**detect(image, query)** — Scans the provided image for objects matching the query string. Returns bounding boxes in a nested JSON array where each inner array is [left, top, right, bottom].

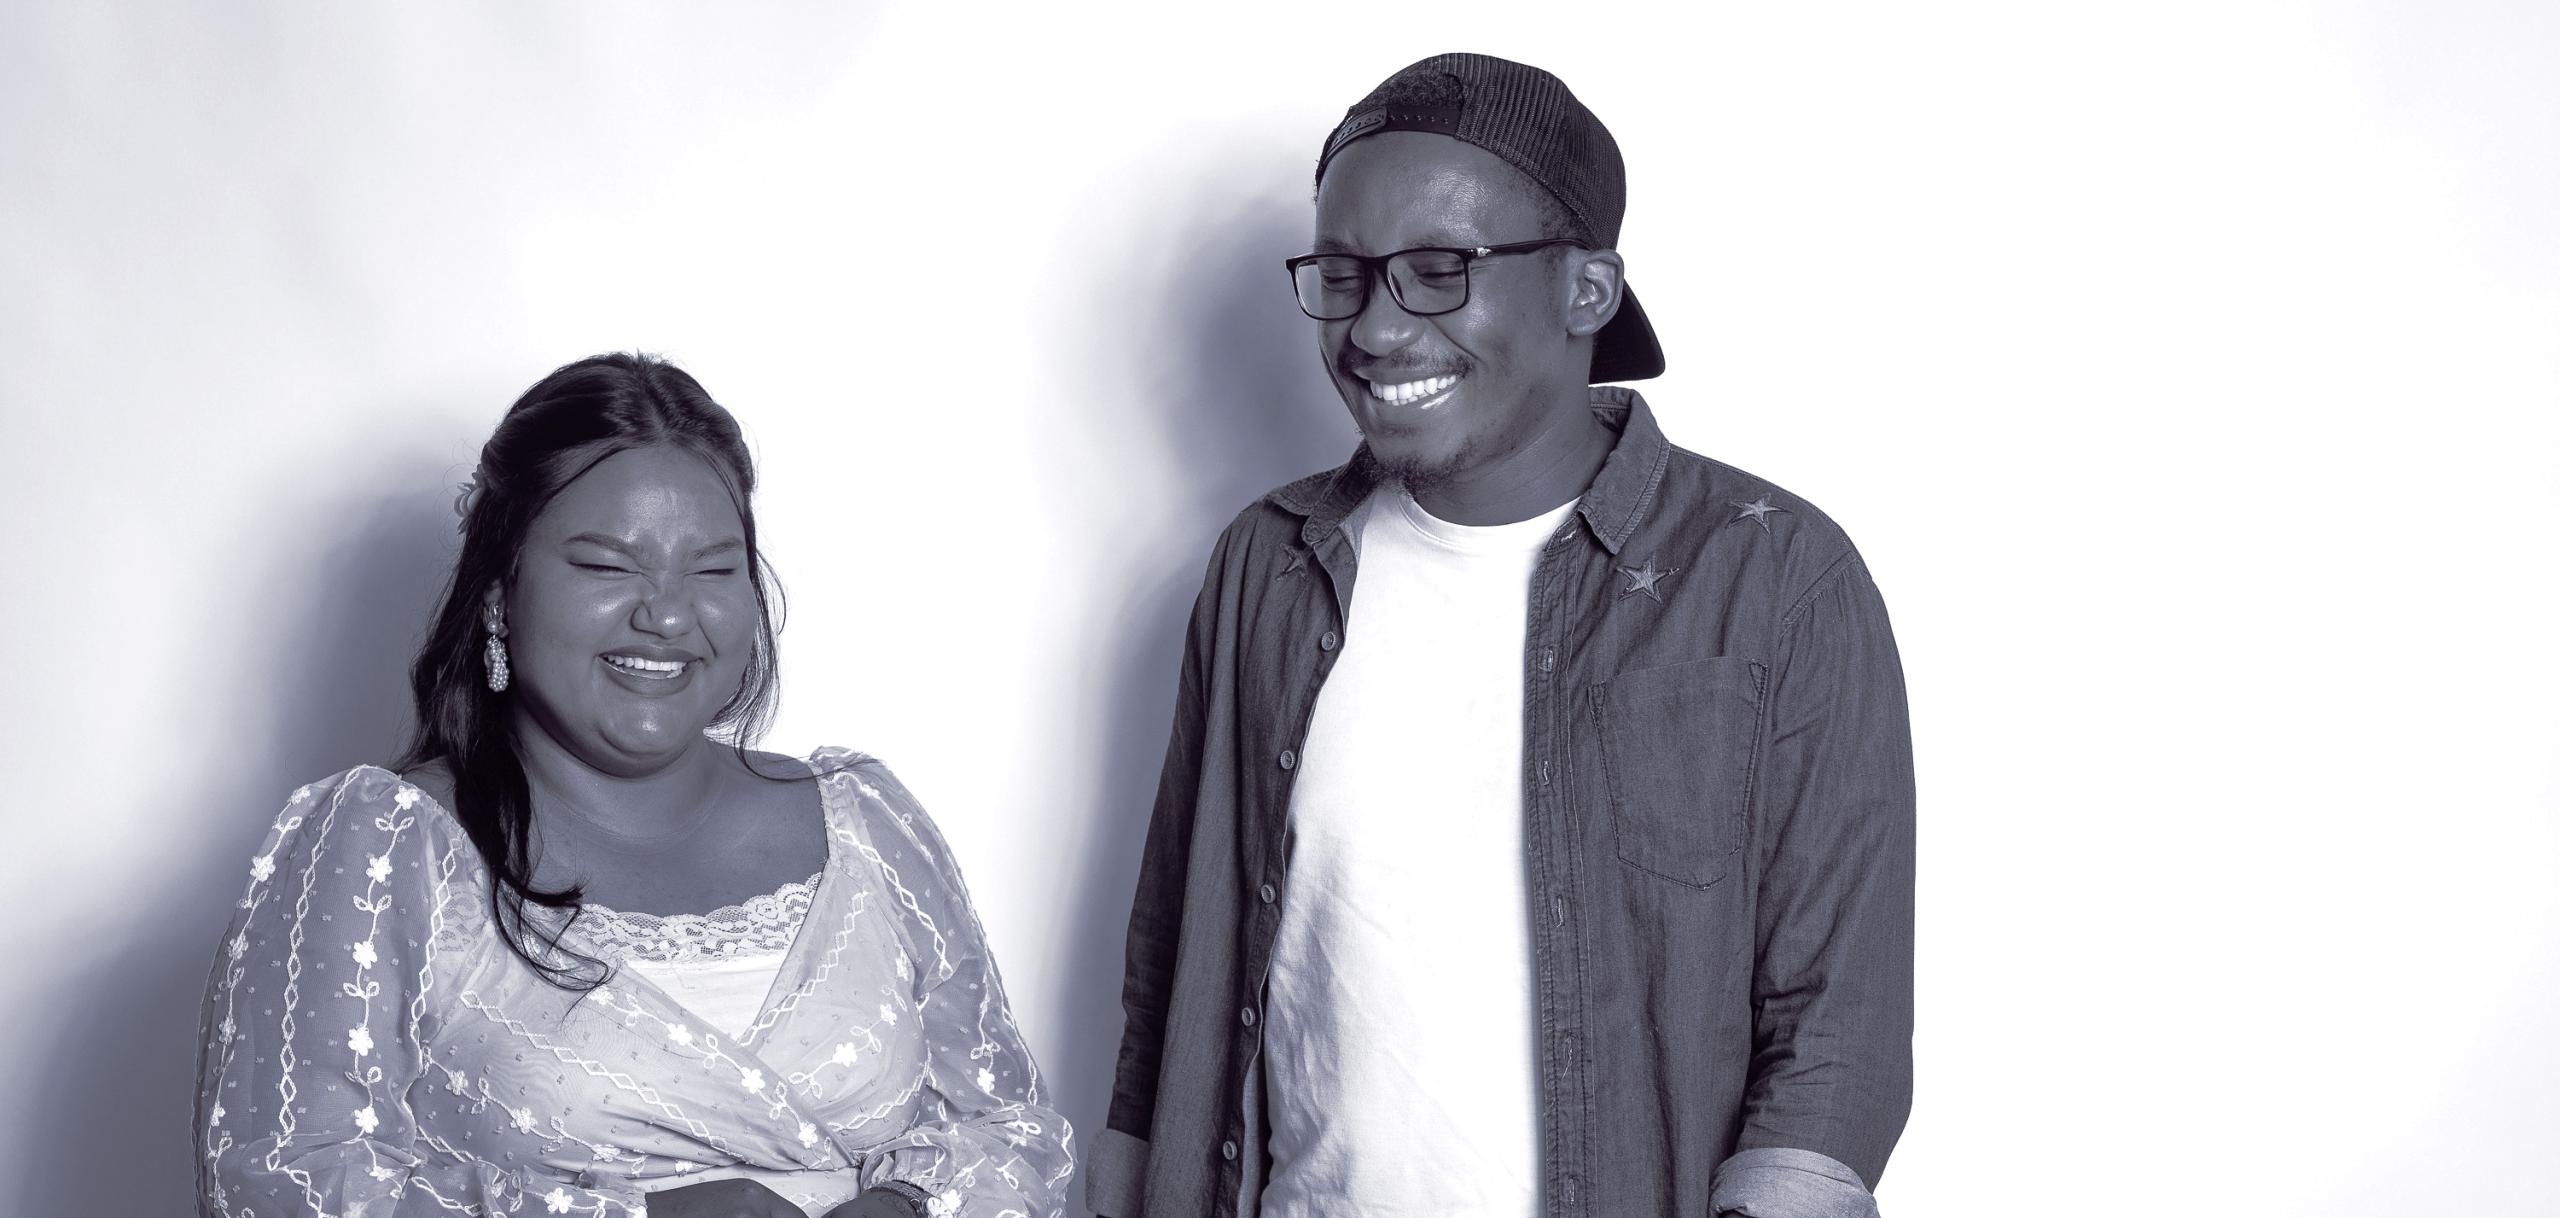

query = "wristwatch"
[[867, 1180, 933, 1218]]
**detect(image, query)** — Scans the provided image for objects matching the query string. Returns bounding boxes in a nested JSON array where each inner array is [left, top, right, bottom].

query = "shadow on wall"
[[17, 456, 456, 1217], [1044, 189, 1353, 1212], [34, 203, 1347, 1213]]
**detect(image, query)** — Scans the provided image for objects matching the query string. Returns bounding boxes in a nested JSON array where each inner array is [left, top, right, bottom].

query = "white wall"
[[3, 3, 2553, 1214]]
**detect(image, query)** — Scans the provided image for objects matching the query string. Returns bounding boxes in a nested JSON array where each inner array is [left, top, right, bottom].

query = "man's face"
[[1311, 131, 1583, 488]]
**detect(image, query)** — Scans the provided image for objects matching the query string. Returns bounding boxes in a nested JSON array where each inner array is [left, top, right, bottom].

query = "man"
[[1093, 53, 1914, 1218]]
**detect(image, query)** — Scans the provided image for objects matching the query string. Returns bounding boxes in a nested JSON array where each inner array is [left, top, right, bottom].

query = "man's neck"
[[1410, 390, 1615, 526]]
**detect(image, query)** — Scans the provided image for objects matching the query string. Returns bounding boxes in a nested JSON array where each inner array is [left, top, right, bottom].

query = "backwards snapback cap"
[[1316, 53, 1665, 383]]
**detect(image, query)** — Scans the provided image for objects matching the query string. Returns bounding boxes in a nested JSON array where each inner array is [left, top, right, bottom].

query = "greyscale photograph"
[[1, 4, 2552, 1217]]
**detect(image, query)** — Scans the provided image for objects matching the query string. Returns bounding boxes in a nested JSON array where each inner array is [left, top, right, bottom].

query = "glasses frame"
[[1283, 237, 1588, 321]]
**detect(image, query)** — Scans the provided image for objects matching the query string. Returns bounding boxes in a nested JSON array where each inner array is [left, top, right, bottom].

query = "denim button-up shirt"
[[1093, 389, 1915, 1217]]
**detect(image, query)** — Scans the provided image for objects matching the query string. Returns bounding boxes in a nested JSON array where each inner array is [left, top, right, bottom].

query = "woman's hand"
[[646, 1178, 806, 1218]]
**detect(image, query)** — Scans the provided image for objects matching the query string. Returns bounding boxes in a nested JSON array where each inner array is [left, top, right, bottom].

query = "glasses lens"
[[1385, 250, 1470, 315], [1293, 257, 1369, 320]]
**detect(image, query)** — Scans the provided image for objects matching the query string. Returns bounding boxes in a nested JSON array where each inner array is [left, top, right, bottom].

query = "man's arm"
[[1091, 527, 1235, 1218], [1715, 551, 1916, 1217]]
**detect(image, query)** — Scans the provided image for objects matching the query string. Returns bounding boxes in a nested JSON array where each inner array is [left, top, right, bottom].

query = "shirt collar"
[[1272, 386, 1671, 557]]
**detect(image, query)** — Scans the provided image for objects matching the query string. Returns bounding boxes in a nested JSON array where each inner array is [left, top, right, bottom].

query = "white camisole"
[[580, 872, 821, 1040]]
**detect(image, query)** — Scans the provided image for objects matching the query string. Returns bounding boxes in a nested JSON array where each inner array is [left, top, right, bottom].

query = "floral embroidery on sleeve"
[[194, 769, 647, 1217], [843, 761, 1076, 1216]]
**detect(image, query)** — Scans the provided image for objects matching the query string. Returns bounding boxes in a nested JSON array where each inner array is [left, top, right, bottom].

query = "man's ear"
[[1563, 248, 1626, 339]]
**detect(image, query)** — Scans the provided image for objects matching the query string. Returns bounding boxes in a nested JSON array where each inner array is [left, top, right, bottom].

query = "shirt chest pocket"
[[1591, 657, 1767, 889]]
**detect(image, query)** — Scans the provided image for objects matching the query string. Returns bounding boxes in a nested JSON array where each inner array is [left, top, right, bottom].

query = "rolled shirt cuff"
[[1086, 1126, 1150, 1218], [1709, 1146, 1880, 1218]]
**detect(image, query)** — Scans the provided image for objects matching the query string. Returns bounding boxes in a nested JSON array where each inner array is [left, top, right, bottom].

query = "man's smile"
[[1363, 373, 1462, 407]]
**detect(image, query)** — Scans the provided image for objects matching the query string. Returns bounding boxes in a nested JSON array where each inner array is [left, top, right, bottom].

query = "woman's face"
[[500, 444, 757, 776]]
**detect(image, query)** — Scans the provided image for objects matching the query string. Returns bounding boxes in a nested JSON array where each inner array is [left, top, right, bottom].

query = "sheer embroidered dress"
[[193, 749, 1072, 1218]]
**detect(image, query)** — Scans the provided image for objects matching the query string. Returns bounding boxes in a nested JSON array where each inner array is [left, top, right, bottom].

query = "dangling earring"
[[482, 604, 510, 693]]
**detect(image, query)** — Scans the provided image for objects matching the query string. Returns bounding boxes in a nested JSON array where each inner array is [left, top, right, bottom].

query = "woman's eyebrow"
[[558, 534, 742, 560], [561, 532, 637, 554]]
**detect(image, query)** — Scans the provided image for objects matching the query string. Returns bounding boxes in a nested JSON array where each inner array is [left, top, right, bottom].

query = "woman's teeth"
[[1366, 374, 1460, 405], [603, 655, 686, 679]]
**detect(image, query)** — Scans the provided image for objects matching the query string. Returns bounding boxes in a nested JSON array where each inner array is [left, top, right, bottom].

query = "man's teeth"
[[603, 655, 686, 678], [1366, 374, 1460, 404]]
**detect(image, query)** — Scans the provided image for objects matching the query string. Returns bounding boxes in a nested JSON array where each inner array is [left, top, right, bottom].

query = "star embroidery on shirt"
[[1729, 494, 1788, 531], [1274, 548, 1308, 580], [1618, 558, 1680, 602]]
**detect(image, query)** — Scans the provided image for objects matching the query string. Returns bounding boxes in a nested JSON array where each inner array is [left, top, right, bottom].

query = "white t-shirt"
[[1259, 488, 1579, 1218]]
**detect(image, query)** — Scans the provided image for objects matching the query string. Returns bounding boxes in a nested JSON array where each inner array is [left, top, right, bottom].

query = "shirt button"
[[1278, 749, 1297, 770], [1259, 883, 1276, 904], [1222, 1140, 1238, 1161], [1239, 1006, 1257, 1027], [1319, 630, 1339, 652]]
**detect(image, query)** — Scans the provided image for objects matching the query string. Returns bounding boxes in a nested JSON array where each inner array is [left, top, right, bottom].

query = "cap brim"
[[1591, 282, 1666, 382]]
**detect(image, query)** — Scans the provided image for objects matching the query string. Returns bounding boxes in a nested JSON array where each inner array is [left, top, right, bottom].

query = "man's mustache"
[[1334, 354, 1472, 382]]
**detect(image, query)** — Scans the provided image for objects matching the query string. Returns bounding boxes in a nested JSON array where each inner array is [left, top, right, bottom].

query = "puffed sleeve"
[[848, 762, 1075, 1218], [193, 769, 638, 1217]]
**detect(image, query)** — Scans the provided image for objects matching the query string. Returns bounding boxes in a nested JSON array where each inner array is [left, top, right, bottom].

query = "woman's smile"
[[599, 651, 696, 693]]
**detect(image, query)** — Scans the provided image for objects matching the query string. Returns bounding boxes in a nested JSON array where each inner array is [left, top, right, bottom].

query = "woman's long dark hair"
[[398, 353, 785, 989]]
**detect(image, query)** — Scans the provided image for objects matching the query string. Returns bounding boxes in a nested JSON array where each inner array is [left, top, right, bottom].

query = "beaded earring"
[[482, 603, 510, 693]]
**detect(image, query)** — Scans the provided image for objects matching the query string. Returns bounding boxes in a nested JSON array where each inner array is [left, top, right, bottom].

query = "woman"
[[193, 355, 1070, 1218]]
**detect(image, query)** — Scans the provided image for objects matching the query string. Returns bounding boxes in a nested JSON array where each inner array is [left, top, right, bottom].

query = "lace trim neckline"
[[579, 871, 823, 964]]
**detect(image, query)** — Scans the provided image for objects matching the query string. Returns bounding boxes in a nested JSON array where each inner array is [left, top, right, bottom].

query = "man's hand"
[[646, 1178, 806, 1218]]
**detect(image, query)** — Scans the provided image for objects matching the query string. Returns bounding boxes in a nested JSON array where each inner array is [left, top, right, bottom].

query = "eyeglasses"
[[1284, 238, 1586, 321]]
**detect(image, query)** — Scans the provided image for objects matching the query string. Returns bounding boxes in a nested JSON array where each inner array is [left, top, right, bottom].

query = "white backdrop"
[[4, 3, 2555, 1215]]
